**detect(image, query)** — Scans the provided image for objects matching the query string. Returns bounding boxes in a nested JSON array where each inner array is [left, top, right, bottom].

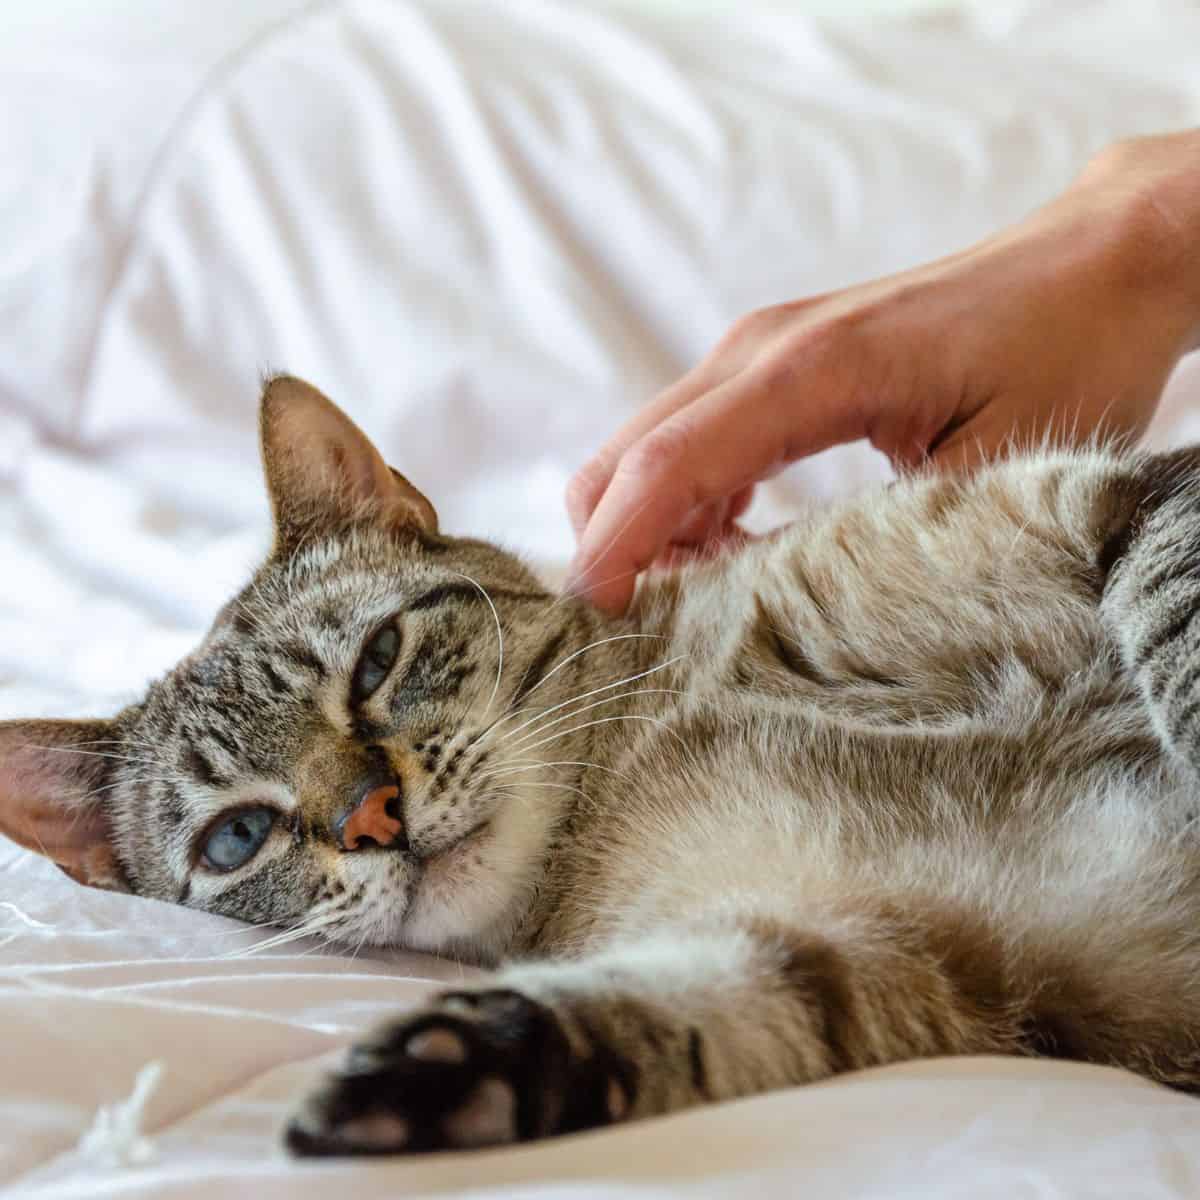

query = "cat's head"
[[0, 377, 610, 959]]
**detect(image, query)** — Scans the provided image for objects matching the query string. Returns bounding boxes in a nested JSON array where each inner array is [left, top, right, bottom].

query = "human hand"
[[565, 131, 1200, 616]]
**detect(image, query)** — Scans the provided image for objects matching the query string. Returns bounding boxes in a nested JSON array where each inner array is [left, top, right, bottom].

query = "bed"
[[3, 0, 1200, 1194]]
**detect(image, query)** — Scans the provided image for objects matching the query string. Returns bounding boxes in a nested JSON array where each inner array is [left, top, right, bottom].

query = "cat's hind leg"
[[1101, 447, 1200, 771]]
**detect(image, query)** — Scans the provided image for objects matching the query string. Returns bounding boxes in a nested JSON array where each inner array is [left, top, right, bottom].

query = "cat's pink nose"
[[338, 782, 405, 851]]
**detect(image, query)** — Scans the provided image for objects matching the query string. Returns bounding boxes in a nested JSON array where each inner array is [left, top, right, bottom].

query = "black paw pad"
[[285, 989, 631, 1156]]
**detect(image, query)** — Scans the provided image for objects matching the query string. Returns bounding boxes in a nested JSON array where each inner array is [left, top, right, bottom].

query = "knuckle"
[[722, 306, 779, 347], [566, 460, 609, 514], [760, 312, 867, 385], [621, 423, 694, 481], [758, 354, 803, 395], [1085, 135, 1149, 180], [785, 312, 858, 355]]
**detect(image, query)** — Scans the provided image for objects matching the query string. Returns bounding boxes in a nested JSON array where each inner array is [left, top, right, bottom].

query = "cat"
[[4, 374, 1200, 1157]]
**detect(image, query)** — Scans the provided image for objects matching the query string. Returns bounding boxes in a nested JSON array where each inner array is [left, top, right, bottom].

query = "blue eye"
[[352, 623, 401, 703], [202, 808, 275, 872]]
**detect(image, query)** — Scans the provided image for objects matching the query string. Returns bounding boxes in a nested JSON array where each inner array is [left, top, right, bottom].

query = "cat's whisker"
[[292, 930, 343, 961], [466, 635, 672, 750], [77, 775, 179, 804], [514, 713, 690, 758], [66, 737, 164, 755], [22, 820, 54, 863], [500, 688, 686, 754], [538, 557, 656, 616], [537, 497, 655, 615], [468, 701, 557, 746], [150, 919, 286, 943], [487, 665, 686, 749], [475, 758, 636, 785], [480, 656, 687, 751], [347, 921, 374, 964], [83, 767, 178, 788], [493, 660, 686, 744], [447, 570, 504, 721], [491, 780, 592, 803], [492, 780, 606, 819], [113, 918, 298, 948], [224, 911, 344, 959], [20, 744, 162, 769], [522, 632, 669, 701], [225, 930, 312, 959], [494, 777, 592, 796]]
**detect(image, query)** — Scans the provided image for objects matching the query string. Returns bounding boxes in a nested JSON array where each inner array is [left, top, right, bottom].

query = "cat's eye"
[[351, 622, 401, 703], [201, 807, 275, 872]]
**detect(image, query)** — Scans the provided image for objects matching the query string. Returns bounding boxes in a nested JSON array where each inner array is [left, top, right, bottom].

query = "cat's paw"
[[285, 989, 635, 1156]]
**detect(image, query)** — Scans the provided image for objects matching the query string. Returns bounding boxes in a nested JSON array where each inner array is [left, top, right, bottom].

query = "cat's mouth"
[[419, 820, 491, 869]]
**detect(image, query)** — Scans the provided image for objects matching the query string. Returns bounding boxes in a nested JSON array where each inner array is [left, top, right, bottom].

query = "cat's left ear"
[[0, 719, 128, 890], [259, 375, 438, 553]]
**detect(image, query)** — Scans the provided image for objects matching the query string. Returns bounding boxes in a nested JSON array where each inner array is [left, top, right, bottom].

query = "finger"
[[927, 431, 989, 476], [671, 498, 733, 547], [566, 365, 722, 538], [670, 487, 755, 546], [927, 407, 1041, 476], [727, 484, 756, 521], [565, 362, 869, 614]]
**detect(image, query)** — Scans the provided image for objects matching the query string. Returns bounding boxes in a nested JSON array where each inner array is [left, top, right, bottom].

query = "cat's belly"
[[548, 693, 1192, 957], [644, 458, 1128, 733]]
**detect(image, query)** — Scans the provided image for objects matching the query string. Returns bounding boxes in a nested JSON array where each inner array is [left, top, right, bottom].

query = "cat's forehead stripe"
[[277, 640, 329, 680], [260, 660, 295, 697], [183, 744, 228, 789], [207, 725, 240, 758]]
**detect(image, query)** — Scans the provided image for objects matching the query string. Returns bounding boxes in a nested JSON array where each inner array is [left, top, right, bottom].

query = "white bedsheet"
[[3, 0, 1200, 1194]]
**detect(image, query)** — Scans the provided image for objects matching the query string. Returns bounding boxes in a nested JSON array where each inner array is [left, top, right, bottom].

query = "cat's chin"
[[420, 819, 492, 882], [397, 785, 556, 959]]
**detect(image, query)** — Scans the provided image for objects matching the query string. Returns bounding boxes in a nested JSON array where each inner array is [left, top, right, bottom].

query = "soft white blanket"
[[3, 0, 1200, 1194]]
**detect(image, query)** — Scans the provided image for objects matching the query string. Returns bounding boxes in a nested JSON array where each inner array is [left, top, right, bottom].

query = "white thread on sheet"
[[77, 1061, 165, 1167], [0, 901, 54, 929]]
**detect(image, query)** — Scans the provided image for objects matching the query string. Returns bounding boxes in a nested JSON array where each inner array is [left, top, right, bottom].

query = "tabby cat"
[[4, 376, 1200, 1156]]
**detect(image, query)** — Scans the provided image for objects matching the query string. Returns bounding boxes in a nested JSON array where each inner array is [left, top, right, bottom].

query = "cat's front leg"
[[285, 917, 1012, 1156], [285, 930, 774, 1157]]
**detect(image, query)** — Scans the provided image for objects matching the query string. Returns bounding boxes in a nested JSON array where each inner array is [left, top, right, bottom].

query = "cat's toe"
[[284, 996, 546, 1156], [285, 989, 628, 1157], [285, 1105, 412, 1157], [441, 1075, 518, 1147], [405, 1025, 470, 1064]]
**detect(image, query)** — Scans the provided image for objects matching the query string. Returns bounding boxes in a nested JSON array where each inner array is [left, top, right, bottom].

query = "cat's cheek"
[[402, 831, 500, 952], [403, 786, 559, 953]]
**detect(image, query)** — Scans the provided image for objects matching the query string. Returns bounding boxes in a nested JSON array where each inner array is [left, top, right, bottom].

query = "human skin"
[[565, 131, 1200, 616]]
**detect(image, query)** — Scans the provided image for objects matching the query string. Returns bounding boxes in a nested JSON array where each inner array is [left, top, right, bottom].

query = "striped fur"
[[5, 380, 1200, 1157]]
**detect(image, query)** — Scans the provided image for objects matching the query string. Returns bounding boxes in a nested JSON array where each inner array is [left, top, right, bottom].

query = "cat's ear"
[[0, 719, 127, 890], [259, 375, 438, 553]]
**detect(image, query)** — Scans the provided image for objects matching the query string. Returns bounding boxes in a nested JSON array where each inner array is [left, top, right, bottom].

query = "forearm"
[[566, 128, 1200, 614], [1073, 130, 1200, 355]]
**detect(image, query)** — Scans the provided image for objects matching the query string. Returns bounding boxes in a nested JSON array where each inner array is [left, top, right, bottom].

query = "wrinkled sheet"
[[2, 0, 1200, 1194]]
